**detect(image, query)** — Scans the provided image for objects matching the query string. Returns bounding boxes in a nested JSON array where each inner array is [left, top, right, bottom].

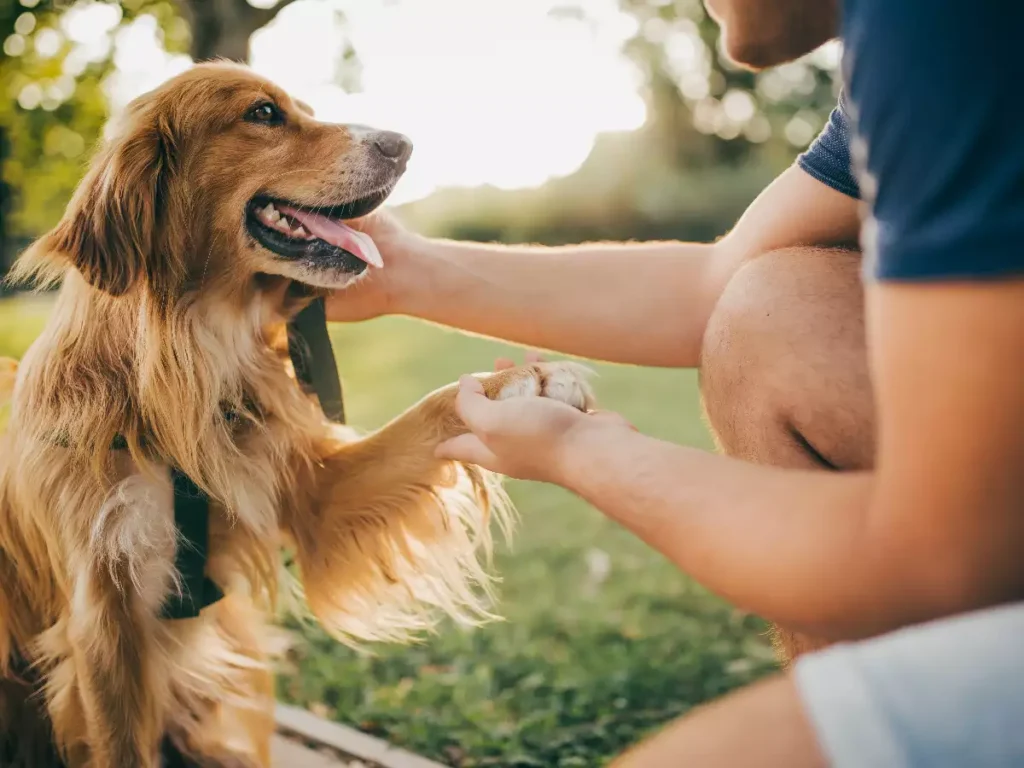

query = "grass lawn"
[[0, 296, 775, 767]]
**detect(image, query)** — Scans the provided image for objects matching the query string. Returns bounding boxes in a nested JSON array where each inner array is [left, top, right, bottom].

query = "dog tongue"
[[275, 204, 383, 268]]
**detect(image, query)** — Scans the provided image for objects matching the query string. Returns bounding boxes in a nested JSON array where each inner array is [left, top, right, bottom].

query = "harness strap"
[[160, 470, 223, 619], [161, 297, 343, 620], [289, 297, 345, 423]]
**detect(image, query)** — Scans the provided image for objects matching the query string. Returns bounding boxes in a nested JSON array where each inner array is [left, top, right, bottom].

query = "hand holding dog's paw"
[[436, 361, 631, 483]]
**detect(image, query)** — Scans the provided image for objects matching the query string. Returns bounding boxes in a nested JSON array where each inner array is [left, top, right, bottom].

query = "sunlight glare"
[[93, 0, 645, 204]]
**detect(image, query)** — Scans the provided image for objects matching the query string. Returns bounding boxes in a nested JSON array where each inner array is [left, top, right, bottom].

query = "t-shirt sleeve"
[[845, 0, 1024, 281], [797, 91, 860, 200]]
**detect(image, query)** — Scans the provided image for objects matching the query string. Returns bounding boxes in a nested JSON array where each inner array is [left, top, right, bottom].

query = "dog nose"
[[372, 131, 413, 165]]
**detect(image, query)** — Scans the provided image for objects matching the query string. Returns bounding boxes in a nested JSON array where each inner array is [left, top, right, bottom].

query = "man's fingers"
[[454, 375, 498, 432], [496, 352, 543, 370], [435, 434, 499, 468], [348, 208, 389, 234]]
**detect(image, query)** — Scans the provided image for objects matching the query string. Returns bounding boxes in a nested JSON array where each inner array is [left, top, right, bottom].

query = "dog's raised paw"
[[492, 361, 595, 412]]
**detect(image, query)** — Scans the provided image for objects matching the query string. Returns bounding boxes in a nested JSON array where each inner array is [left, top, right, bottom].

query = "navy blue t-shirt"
[[797, 91, 860, 202], [799, 0, 1024, 281]]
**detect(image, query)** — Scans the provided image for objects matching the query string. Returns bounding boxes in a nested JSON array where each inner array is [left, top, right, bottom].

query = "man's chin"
[[723, 35, 830, 70], [715, 1, 839, 70]]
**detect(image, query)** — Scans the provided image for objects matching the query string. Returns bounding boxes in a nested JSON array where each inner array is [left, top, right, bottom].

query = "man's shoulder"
[[843, 0, 1024, 281]]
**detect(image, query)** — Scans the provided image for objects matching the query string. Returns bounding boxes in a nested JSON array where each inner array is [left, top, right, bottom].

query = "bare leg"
[[700, 247, 874, 661], [610, 673, 825, 768]]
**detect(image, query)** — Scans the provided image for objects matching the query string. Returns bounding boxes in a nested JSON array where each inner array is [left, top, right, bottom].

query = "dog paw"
[[487, 361, 595, 412]]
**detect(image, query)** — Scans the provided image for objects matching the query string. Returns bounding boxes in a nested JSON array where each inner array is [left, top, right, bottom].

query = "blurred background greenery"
[[0, 0, 840, 764]]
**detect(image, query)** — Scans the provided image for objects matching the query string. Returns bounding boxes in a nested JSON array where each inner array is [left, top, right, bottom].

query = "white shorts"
[[794, 602, 1024, 767]]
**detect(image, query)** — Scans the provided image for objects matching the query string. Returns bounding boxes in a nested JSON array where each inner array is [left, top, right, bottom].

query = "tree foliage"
[[401, 0, 840, 245], [617, 0, 838, 165]]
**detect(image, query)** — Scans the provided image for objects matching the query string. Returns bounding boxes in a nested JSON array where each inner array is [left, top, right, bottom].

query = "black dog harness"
[[161, 298, 344, 619]]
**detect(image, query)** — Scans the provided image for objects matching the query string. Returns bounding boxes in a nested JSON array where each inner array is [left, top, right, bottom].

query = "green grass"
[[0, 296, 775, 767]]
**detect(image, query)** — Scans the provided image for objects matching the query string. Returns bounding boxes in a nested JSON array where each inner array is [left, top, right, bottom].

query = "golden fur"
[[0, 62, 592, 767]]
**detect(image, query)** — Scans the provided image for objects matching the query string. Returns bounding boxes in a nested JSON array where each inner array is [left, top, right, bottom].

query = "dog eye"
[[245, 101, 284, 126]]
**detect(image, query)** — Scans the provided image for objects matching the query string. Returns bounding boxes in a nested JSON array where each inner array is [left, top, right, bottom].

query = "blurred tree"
[[0, 0, 306, 275], [1, 0, 113, 274], [401, 1, 841, 246], [616, 0, 839, 166], [176, 0, 300, 61]]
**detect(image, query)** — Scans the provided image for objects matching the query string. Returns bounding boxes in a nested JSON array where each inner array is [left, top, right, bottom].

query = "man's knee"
[[699, 247, 873, 470]]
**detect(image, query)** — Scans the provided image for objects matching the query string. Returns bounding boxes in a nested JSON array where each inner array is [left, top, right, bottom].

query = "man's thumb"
[[454, 375, 496, 431], [435, 433, 498, 467]]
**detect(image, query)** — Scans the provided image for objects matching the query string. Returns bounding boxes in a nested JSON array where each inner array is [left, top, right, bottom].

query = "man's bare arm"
[[329, 167, 859, 368], [555, 279, 1024, 638]]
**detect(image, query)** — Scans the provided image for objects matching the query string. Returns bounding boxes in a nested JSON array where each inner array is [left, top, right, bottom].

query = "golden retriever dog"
[[0, 62, 593, 767]]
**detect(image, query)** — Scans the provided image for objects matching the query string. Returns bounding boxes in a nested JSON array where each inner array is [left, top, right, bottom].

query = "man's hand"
[[325, 209, 425, 322], [436, 372, 635, 483]]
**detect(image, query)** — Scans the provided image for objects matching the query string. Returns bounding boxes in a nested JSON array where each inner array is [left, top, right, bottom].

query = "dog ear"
[[42, 106, 180, 297]]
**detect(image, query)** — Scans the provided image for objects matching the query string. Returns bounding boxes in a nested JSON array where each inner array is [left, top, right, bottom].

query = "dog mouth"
[[245, 189, 389, 276]]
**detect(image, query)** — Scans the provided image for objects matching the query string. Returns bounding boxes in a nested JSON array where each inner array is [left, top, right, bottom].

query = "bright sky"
[[76, 0, 647, 205]]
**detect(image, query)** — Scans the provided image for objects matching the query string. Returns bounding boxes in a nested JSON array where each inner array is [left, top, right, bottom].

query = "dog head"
[[25, 62, 410, 302]]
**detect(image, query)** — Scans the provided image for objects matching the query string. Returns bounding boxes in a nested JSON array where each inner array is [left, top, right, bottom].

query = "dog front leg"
[[62, 564, 168, 768], [56, 474, 179, 768], [283, 362, 593, 642]]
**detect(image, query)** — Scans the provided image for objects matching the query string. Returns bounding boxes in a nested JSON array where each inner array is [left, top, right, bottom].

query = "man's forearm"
[[557, 425, 979, 640], [397, 238, 731, 368], [387, 167, 861, 367]]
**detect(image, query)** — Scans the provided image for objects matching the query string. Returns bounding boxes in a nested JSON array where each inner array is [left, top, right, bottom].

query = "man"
[[332, 4, 864, 662], [331, 0, 1024, 763]]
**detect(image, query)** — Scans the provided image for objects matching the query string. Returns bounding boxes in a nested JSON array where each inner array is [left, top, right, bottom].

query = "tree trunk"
[[177, 0, 302, 62]]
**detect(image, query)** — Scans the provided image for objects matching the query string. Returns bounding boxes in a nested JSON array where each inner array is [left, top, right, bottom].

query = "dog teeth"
[[254, 202, 313, 240], [257, 203, 283, 227]]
